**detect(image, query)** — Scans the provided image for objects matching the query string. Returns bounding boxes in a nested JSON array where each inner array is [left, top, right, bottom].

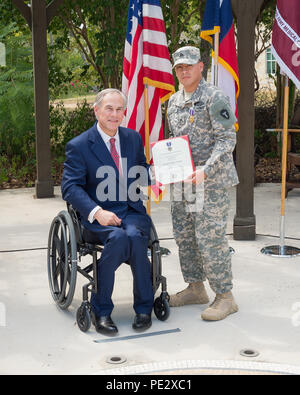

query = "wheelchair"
[[47, 204, 170, 332]]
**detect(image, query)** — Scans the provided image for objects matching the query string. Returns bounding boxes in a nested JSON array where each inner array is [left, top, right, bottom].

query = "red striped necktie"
[[109, 137, 122, 175]]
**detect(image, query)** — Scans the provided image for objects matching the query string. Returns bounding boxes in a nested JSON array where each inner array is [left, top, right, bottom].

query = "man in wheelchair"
[[61, 89, 154, 336]]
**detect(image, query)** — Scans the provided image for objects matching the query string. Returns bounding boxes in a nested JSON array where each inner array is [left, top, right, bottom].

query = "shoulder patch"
[[209, 95, 236, 129]]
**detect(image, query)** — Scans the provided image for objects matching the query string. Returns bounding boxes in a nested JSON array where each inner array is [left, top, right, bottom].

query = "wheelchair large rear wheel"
[[47, 210, 77, 310]]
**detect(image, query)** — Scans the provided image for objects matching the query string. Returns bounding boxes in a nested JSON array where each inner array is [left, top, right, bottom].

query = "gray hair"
[[93, 88, 127, 110]]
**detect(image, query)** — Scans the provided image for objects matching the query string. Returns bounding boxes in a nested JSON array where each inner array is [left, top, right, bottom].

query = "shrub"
[[49, 100, 96, 185], [0, 23, 36, 187], [50, 99, 95, 157]]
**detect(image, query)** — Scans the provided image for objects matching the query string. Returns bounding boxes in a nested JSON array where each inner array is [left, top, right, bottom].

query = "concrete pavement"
[[1, 184, 300, 375]]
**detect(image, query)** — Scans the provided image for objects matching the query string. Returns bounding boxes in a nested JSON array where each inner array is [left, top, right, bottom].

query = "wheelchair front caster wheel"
[[76, 303, 91, 332], [154, 295, 170, 321]]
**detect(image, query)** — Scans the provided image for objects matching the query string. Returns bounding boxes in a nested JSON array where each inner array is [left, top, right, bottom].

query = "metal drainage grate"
[[106, 355, 127, 365], [240, 349, 259, 358]]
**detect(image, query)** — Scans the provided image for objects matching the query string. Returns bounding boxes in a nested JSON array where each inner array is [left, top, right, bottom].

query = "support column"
[[231, 0, 264, 240], [31, 0, 54, 198]]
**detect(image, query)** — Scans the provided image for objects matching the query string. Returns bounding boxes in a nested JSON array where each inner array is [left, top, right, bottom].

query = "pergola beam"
[[11, 0, 31, 27], [231, 0, 264, 240], [31, 0, 53, 198], [47, 0, 65, 27]]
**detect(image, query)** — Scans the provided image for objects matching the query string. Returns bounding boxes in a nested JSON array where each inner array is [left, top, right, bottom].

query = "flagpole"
[[261, 74, 300, 257], [144, 83, 151, 215], [279, 75, 289, 251], [213, 30, 220, 86]]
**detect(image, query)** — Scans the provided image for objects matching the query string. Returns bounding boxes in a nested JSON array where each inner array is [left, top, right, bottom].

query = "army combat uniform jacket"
[[167, 78, 238, 292], [167, 78, 239, 190]]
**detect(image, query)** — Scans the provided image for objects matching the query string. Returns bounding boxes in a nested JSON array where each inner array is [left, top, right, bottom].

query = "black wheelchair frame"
[[47, 204, 170, 332]]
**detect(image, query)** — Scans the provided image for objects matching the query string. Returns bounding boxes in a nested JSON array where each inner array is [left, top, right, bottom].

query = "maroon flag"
[[271, 0, 300, 89]]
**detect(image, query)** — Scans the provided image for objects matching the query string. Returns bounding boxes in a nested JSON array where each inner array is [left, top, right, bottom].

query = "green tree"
[[0, 22, 34, 156], [49, 0, 208, 91], [50, 0, 129, 89], [0, 22, 35, 185]]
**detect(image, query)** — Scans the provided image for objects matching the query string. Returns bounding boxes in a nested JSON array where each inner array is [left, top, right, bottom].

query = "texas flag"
[[201, 0, 239, 130], [271, 0, 300, 90]]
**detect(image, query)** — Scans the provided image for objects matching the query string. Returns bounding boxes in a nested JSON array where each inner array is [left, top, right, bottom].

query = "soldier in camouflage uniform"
[[168, 46, 239, 321]]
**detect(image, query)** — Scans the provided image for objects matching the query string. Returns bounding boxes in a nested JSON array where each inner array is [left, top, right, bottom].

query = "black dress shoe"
[[91, 312, 118, 336], [132, 313, 152, 331]]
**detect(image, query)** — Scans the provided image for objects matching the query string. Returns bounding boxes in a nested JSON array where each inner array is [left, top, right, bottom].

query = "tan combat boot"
[[169, 281, 209, 307], [201, 291, 238, 321]]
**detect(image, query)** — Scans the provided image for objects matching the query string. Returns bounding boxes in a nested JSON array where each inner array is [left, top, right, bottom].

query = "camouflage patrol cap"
[[172, 46, 201, 68]]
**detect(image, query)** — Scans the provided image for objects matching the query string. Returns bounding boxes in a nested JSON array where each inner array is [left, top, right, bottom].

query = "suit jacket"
[[61, 122, 150, 232]]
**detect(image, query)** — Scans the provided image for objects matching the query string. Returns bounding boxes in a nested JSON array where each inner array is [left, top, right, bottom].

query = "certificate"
[[151, 135, 195, 185]]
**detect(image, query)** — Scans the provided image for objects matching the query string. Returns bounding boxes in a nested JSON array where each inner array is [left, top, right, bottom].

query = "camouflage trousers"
[[171, 186, 233, 294]]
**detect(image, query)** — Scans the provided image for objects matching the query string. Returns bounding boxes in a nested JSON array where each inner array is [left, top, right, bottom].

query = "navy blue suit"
[[61, 122, 154, 317]]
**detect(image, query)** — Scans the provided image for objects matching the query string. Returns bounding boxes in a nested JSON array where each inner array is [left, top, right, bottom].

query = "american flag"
[[122, 0, 175, 186]]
